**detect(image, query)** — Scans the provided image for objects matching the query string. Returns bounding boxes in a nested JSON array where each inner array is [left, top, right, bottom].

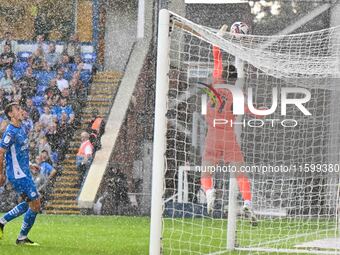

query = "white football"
[[230, 22, 250, 35]]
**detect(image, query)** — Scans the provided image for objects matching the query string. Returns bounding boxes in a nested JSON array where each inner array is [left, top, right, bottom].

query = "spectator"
[[1, 31, 18, 54], [30, 161, 45, 191], [45, 78, 61, 101], [22, 109, 34, 135], [0, 89, 9, 111], [53, 97, 75, 124], [68, 79, 83, 116], [56, 69, 69, 92], [40, 149, 53, 166], [73, 55, 86, 72], [12, 81, 23, 104], [25, 97, 40, 123], [45, 42, 60, 71], [38, 136, 52, 157], [17, 67, 37, 100], [33, 34, 49, 54], [33, 154, 57, 204], [58, 111, 73, 140], [58, 53, 72, 72], [45, 123, 61, 158], [87, 110, 105, 151], [0, 112, 8, 135], [39, 105, 54, 129], [36, 154, 57, 181], [29, 122, 45, 158], [31, 47, 47, 71], [45, 97, 59, 113], [0, 67, 14, 97], [0, 44, 16, 69], [60, 87, 70, 99], [63, 33, 81, 62], [76, 132, 94, 180]]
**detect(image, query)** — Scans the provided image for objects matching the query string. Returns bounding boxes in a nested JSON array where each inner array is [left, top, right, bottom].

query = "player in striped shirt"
[[0, 102, 41, 245]]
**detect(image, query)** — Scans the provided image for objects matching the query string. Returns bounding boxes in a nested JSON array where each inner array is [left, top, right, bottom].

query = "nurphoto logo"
[[201, 84, 311, 128]]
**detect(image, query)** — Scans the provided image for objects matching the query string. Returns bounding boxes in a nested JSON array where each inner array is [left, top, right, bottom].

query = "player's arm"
[[212, 24, 228, 81], [0, 130, 14, 186], [0, 147, 6, 186]]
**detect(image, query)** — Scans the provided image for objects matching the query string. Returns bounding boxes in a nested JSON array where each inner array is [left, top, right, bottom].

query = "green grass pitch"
[[0, 214, 336, 255], [0, 214, 150, 255]]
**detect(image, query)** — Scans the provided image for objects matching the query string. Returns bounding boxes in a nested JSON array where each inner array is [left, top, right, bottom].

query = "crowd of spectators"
[[0, 31, 95, 210]]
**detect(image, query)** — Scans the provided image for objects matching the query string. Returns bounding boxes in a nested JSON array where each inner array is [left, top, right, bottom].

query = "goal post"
[[149, 9, 170, 255], [150, 9, 340, 255]]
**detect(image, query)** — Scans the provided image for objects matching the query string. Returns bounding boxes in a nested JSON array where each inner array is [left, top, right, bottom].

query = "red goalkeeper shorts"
[[202, 128, 244, 165]]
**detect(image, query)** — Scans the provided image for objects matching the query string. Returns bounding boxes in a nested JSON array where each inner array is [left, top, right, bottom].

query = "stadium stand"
[[44, 72, 121, 214], [0, 35, 102, 214]]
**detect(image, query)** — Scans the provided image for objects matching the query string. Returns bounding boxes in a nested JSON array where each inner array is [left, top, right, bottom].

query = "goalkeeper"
[[201, 24, 258, 225]]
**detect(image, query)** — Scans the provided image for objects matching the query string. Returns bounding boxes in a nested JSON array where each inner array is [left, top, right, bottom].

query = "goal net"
[[150, 9, 340, 255]]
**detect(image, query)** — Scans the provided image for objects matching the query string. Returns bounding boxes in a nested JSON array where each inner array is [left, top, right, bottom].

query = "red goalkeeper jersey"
[[203, 46, 244, 164]]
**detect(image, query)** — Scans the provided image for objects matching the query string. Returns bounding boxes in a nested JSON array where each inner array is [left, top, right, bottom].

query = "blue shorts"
[[10, 177, 39, 201]]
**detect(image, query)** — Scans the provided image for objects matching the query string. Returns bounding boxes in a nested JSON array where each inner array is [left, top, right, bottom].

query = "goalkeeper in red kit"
[[201, 24, 258, 225]]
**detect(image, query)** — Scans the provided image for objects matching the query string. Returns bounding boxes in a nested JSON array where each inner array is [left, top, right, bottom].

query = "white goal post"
[[150, 9, 340, 255]]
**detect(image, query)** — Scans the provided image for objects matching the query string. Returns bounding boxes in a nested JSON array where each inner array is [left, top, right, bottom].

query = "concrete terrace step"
[[87, 97, 112, 103], [61, 170, 78, 176], [63, 158, 76, 164], [90, 81, 119, 87], [45, 204, 79, 210], [53, 182, 77, 188], [53, 187, 79, 192], [93, 73, 122, 80], [62, 164, 78, 172], [50, 193, 78, 199], [89, 92, 115, 98], [49, 199, 78, 205], [81, 114, 106, 120], [57, 176, 79, 182], [54, 182, 78, 188], [86, 101, 111, 106], [45, 209, 80, 215], [82, 109, 110, 114]]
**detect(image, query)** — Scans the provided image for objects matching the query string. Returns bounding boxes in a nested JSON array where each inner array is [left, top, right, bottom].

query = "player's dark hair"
[[4, 102, 19, 120], [222, 65, 237, 80]]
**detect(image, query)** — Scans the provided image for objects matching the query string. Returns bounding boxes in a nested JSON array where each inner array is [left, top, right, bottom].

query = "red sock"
[[237, 174, 252, 201], [201, 176, 213, 192]]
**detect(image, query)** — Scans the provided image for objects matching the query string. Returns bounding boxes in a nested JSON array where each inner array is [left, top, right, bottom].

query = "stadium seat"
[[64, 71, 73, 81], [80, 70, 92, 86], [33, 70, 44, 80], [51, 151, 59, 164], [69, 63, 78, 72], [14, 71, 24, 80], [81, 53, 96, 64], [17, 51, 32, 62], [46, 71, 56, 81], [37, 78, 50, 88], [36, 85, 48, 96], [38, 71, 51, 83], [13, 62, 28, 74], [32, 96, 45, 107]]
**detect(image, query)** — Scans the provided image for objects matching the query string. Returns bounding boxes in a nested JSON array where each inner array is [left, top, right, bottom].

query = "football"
[[230, 21, 250, 35]]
